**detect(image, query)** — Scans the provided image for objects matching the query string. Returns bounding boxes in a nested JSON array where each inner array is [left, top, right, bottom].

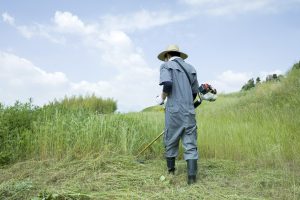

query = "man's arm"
[[157, 63, 172, 105], [156, 81, 172, 105], [162, 81, 172, 98]]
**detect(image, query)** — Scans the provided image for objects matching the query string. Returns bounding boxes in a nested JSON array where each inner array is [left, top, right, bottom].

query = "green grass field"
[[0, 63, 299, 199]]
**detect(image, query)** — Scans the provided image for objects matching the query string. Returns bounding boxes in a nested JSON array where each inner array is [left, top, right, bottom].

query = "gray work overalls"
[[159, 57, 199, 160]]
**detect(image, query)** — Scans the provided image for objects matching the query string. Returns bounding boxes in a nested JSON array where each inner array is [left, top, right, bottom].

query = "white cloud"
[[53, 11, 98, 35], [5, 10, 288, 110], [1, 11, 155, 66], [0, 50, 159, 112], [0, 51, 71, 105], [207, 70, 252, 93], [54, 11, 85, 31], [0, 10, 182, 111], [2, 10, 190, 44], [101, 9, 192, 32], [49, 11, 160, 110], [180, 0, 300, 16], [259, 69, 283, 81], [217, 70, 250, 83], [2, 12, 15, 25], [2, 12, 65, 43], [207, 69, 285, 93], [0, 52, 68, 85]]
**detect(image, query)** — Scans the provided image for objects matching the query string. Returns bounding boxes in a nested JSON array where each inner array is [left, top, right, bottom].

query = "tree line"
[[241, 61, 299, 91]]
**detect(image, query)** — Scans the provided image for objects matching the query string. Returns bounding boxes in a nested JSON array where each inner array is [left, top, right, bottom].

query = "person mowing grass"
[[156, 44, 201, 185]]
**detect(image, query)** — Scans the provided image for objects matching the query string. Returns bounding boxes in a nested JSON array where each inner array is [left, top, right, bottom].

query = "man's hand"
[[156, 95, 165, 105]]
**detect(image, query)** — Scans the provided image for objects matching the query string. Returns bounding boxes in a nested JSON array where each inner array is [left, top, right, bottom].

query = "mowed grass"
[[1, 156, 299, 200]]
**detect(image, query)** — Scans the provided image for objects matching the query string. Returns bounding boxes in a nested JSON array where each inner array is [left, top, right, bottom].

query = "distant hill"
[[142, 105, 165, 112]]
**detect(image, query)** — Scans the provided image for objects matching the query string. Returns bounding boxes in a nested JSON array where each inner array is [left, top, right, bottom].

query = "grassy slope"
[[198, 67, 300, 165], [0, 67, 299, 199]]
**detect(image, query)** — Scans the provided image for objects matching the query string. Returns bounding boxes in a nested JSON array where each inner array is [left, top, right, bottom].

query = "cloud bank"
[[1, 11, 168, 111], [1, 7, 288, 111], [0, 51, 159, 112]]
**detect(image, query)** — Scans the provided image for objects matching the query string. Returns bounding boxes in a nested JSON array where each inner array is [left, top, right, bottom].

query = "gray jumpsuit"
[[159, 57, 200, 160]]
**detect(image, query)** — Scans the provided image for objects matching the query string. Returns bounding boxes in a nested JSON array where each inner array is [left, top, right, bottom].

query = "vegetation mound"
[[46, 94, 117, 114], [141, 105, 164, 112]]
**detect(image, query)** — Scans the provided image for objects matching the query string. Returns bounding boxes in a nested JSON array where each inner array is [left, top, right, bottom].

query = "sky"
[[1, 0, 300, 112]]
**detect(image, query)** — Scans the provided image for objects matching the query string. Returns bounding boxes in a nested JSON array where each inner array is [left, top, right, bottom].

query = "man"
[[156, 44, 199, 185]]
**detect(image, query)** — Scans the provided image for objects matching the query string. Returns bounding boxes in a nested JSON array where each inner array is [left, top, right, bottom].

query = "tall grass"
[[0, 64, 299, 167], [199, 66, 300, 166], [0, 95, 119, 164], [22, 111, 164, 160]]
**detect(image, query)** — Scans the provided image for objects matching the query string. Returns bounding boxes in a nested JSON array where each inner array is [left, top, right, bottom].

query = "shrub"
[[0, 100, 38, 164], [45, 94, 117, 114]]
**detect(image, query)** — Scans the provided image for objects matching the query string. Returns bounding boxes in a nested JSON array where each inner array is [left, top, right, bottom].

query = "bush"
[[45, 94, 117, 114], [0, 100, 38, 164]]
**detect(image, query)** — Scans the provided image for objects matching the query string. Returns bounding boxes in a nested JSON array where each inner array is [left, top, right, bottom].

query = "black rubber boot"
[[166, 157, 176, 175], [187, 159, 197, 185]]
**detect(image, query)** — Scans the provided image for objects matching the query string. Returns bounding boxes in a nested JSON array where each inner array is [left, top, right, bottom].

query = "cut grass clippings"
[[1, 155, 299, 200]]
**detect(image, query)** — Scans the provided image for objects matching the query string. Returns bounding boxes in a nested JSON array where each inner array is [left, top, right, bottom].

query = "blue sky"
[[1, 0, 300, 112]]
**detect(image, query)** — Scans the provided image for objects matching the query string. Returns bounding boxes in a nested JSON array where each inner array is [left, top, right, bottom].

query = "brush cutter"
[[136, 130, 165, 159], [194, 83, 218, 108]]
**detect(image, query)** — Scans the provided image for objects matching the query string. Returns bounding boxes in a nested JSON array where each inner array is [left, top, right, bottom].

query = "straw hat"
[[157, 44, 188, 61]]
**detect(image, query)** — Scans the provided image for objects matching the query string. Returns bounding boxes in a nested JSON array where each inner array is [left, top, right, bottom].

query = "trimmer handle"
[[194, 99, 202, 108]]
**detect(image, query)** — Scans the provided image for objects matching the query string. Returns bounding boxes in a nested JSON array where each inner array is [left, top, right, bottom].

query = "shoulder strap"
[[173, 59, 192, 85], [173, 59, 202, 108]]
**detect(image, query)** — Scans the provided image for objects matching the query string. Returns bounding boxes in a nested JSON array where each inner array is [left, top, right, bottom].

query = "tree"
[[292, 61, 300, 70], [266, 74, 279, 82], [241, 78, 255, 91], [256, 77, 261, 84]]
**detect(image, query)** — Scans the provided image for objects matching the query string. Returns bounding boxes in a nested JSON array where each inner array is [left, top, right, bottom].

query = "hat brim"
[[157, 50, 188, 61]]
